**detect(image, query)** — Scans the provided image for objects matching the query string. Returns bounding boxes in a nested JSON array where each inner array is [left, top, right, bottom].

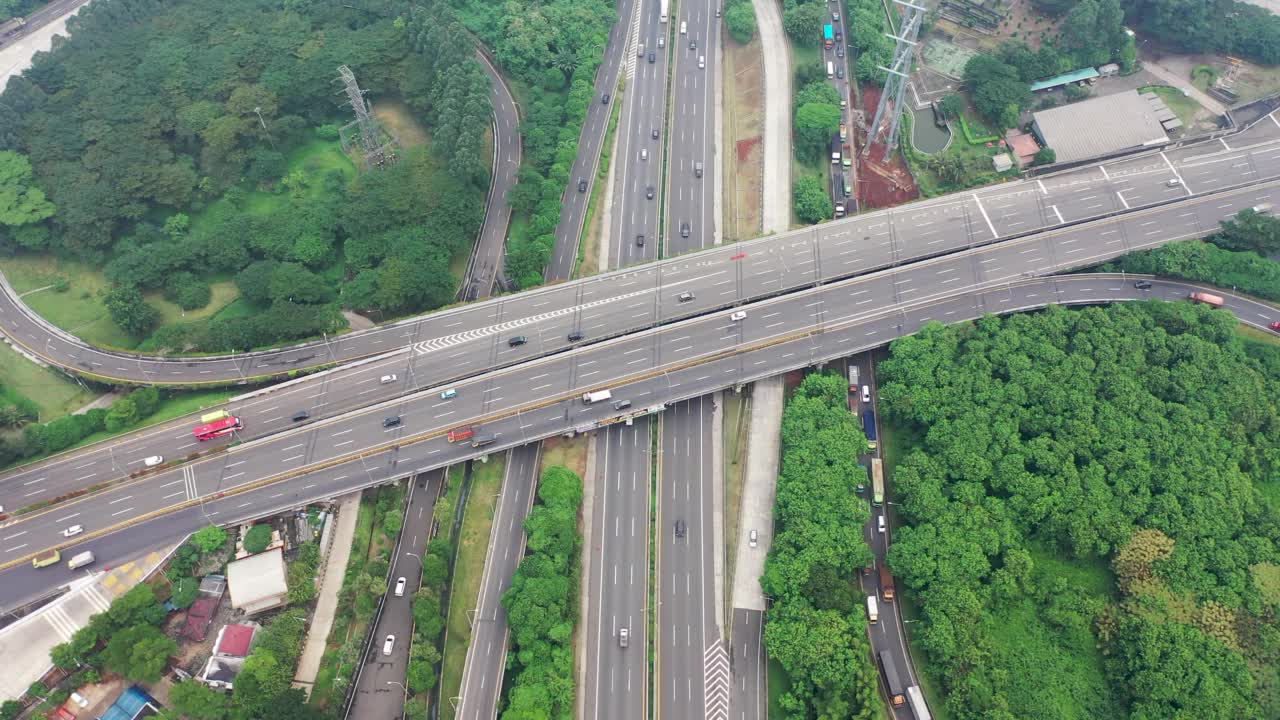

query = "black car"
[[601, 92, 610, 104], [568, 329, 585, 342], [613, 399, 633, 411], [1134, 280, 1153, 289], [578, 178, 587, 192], [674, 519, 686, 538], [508, 336, 527, 347], [648, 51, 655, 63], [680, 222, 690, 238], [383, 416, 401, 428], [646, 185, 655, 199], [652, 128, 659, 140], [636, 234, 645, 247], [689, 39, 696, 50], [291, 410, 310, 422]]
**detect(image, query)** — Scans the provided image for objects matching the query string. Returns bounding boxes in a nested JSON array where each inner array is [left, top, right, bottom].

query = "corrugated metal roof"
[[1031, 90, 1169, 163], [1029, 67, 1100, 92]]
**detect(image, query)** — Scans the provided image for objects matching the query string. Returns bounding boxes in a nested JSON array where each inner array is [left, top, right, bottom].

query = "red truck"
[[447, 426, 475, 443], [879, 565, 895, 601], [1189, 292, 1224, 307]]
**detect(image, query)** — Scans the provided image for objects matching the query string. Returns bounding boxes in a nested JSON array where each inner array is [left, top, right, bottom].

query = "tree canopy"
[[500, 466, 583, 719], [762, 372, 881, 719], [0, 0, 491, 345], [878, 301, 1280, 719]]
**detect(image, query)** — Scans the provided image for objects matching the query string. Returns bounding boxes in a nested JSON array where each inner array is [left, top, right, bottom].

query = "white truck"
[[67, 551, 95, 570], [866, 594, 879, 623], [582, 389, 613, 404]]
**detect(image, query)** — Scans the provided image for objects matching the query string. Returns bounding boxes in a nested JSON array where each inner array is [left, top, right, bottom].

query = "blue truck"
[[863, 409, 878, 449]]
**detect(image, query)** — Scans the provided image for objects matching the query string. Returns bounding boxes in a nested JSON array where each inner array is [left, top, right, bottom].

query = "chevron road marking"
[[704, 640, 730, 720]]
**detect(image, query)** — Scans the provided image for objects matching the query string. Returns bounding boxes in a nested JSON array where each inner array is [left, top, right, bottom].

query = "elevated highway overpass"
[[1, 116, 1279, 387], [3, 175, 1280, 609]]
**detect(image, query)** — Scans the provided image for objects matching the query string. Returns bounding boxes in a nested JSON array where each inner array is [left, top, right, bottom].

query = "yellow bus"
[[200, 410, 230, 424], [32, 549, 60, 568]]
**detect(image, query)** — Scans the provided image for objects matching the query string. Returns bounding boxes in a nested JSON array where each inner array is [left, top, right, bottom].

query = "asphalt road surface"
[[3, 265, 1271, 611], [657, 396, 726, 720], [665, 0, 720, 256], [582, 421, 651, 720], [728, 608, 765, 720], [458, 51, 522, 301], [544, 0, 640, 280], [0, 180, 1275, 519], [5, 116, 1278, 386], [6, 170, 1277, 516], [454, 446, 540, 720], [849, 352, 922, 718], [606, 0, 670, 269], [346, 470, 443, 720]]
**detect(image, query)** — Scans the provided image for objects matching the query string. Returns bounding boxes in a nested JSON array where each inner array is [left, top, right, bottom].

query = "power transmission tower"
[[863, 0, 927, 161], [336, 64, 397, 168]]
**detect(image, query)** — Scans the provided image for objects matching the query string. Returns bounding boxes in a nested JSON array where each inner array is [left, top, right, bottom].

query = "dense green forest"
[[500, 465, 582, 718], [878, 302, 1280, 719], [761, 373, 882, 719], [448, 0, 615, 288], [0, 0, 492, 350]]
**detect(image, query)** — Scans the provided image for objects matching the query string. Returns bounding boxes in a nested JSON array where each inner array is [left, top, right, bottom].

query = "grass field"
[[0, 341, 96, 420], [767, 657, 790, 719], [439, 455, 507, 720], [1139, 85, 1203, 126], [0, 255, 137, 349], [540, 433, 588, 479], [72, 389, 238, 450]]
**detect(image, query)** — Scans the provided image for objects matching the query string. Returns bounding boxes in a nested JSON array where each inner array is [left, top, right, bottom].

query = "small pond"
[[911, 105, 952, 155]]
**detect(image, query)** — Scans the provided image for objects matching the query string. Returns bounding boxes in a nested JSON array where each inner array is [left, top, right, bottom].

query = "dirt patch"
[[341, 310, 375, 331], [724, 35, 764, 241], [856, 84, 920, 209], [373, 100, 431, 148], [541, 434, 589, 479]]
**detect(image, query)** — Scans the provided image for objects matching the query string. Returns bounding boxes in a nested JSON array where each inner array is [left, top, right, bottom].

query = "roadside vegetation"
[[309, 485, 407, 710], [499, 465, 583, 718], [877, 299, 1280, 719], [0, 0, 489, 351], [761, 372, 881, 718], [1105, 209, 1280, 301], [0, 385, 234, 476], [440, 458, 506, 720], [449, 0, 616, 289]]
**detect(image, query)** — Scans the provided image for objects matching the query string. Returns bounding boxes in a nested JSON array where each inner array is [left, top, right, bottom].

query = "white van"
[[680, 20, 687, 34], [826, 61, 834, 79]]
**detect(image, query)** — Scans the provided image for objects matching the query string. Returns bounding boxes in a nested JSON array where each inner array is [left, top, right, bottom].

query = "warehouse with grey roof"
[[1030, 90, 1172, 164]]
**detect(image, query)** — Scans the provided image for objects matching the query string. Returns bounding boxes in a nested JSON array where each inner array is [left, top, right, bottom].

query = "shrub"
[[243, 524, 272, 554]]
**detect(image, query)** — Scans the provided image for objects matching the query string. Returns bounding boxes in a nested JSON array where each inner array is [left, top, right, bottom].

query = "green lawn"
[[767, 657, 790, 719], [0, 340, 96, 420], [72, 389, 238, 450], [1139, 85, 1202, 126], [0, 255, 137, 350], [439, 455, 508, 720]]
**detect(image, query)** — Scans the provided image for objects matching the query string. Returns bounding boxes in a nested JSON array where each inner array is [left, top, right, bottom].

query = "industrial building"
[[1031, 90, 1171, 163]]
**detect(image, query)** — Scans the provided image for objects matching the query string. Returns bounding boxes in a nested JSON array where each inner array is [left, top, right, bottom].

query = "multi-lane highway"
[[606, 0, 670, 269], [7, 171, 1279, 611], [9, 141, 1280, 519], [454, 447, 538, 719], [583, 421, 652, 720], [544, 0, 640, 280], [5, 115, 1279, 386], [850, 353, 921, 719], [346, 471, 442, 720], [666, 0, 720, 255], [5, 260, 1274, 607], [656, 396, 726, 720]]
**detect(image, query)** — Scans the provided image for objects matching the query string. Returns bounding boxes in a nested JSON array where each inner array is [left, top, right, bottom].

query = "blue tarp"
[[99, 686, 158, 720]]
